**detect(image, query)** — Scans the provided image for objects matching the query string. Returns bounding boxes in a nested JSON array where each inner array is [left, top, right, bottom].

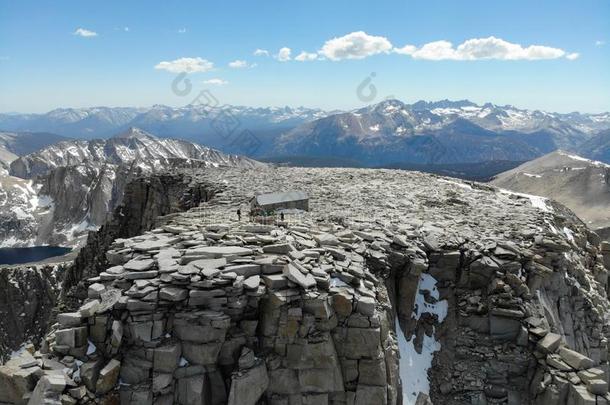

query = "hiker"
[[237, 208, 241, 221], [280, 212, 285, 221]]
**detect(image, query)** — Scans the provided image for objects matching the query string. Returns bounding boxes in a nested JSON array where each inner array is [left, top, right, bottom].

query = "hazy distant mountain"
[[3, 100, 609, 164], [1, 127, 265, 247], [272, 99, 610, 166], [577, 129, 610, 163], [492, 151, 610, 230], [0, 105, 329, 155], [0, 131, 71, 174], [0, 107, 143, 138]]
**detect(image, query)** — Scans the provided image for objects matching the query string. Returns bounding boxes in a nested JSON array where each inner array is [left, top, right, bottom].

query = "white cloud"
[[228, 59, 254, 69], [73, 28, 98, 37], [409, 40, 459, 60], [295, 51, 319, 62], [399, 36, 573, 61], [566, 52, 580, 60], [154, 57, 214, 73], [203, 78, 228, 86], [253, 49, 269, 57], [178, 28, 187, 34], [393, 44, 417, 55], [320, 31, 393, 61], [276, 47, 292, 62], [124, 27, 129, 32], [595, 40, 605, 47]]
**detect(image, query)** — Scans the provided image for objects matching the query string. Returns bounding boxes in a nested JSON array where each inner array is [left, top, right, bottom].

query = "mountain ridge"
[[492, 150, 610, 231], [0, 127, 266, 247]]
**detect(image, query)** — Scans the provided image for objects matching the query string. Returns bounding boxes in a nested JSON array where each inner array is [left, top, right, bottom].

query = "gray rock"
[[228, 362, 269, 405], [87, 283, 106, 299], [354, 385, 387, 405], [79, 300, 100, 317], [27, 374, 65, 405], [124, 270, 159, 280], [80, 359, 103, 391], [243, 275, 261, 290], [223, 264, 261, 277], [568, 383, 596, 405], [283, 263, 316, 289], [182, 342, 222, 365], [559, 347, 594, 370], [356, 296, 376, 316], [537, 332, 562, 354], [55, 326, 88, 348], [0, 361, 39, 403], [262, 274, 290, 289], [124, 258, 155, 271], [96, 359, 120, 394], [159, 287, 188, 301], [57, 313, 82, 328], [263, 243, 292, 254], [189, 246, 253, 258], [153, 344, 181, 373]]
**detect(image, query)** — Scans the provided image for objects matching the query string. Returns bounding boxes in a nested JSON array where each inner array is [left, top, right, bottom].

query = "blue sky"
[[0, 0, 608, 113]]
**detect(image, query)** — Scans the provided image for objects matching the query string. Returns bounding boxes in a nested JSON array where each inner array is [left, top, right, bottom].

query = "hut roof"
[[253, 190, 308, 206]]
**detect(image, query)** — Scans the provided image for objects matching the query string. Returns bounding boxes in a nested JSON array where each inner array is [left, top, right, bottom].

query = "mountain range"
[[273, 99, 610, 166], [0, 105, 329, 156], [0, 128, 264, 248], [2, 100, 609, 166]]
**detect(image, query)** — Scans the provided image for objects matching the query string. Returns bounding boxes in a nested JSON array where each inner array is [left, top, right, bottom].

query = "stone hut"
[[250, 190, 309, 213]]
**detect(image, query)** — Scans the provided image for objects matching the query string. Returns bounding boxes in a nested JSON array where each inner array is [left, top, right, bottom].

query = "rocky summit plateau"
[[1, 165, 610, 405]]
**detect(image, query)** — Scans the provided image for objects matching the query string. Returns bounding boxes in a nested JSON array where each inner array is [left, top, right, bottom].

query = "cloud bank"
[[291, 32, 577, 62], [396, 36, 577, 61]]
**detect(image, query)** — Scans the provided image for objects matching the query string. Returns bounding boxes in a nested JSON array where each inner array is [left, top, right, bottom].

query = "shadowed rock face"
[[0, 265, 65, 364], [2, 166, 610, 405]]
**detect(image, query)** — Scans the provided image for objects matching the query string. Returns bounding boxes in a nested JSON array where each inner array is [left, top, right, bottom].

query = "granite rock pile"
[[1, 166, 609, 405]]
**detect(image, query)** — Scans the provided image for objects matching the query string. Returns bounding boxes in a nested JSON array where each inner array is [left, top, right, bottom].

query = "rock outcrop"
[[0, 171, 216, 363], [0, 264, 66, 363], [2, 166, 610, 405]]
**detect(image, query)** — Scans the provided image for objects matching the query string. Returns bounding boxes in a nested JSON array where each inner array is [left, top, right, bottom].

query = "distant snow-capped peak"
[[341, 99, 610, 136], [9, 127, 265, 179], [111, 126, 156, 140]]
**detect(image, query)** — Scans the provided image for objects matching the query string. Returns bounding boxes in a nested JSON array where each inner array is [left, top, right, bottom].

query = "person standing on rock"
[[237, 208, 241, 221]]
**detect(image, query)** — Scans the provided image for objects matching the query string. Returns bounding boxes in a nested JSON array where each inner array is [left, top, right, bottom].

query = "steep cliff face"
[[62, 171, 219, 306], [0, 264, 66, 363], [2, 167, 610, 405]]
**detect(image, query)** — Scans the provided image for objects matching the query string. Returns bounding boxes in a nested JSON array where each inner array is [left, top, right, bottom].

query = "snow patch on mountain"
[[558, 151, 610, 168]]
